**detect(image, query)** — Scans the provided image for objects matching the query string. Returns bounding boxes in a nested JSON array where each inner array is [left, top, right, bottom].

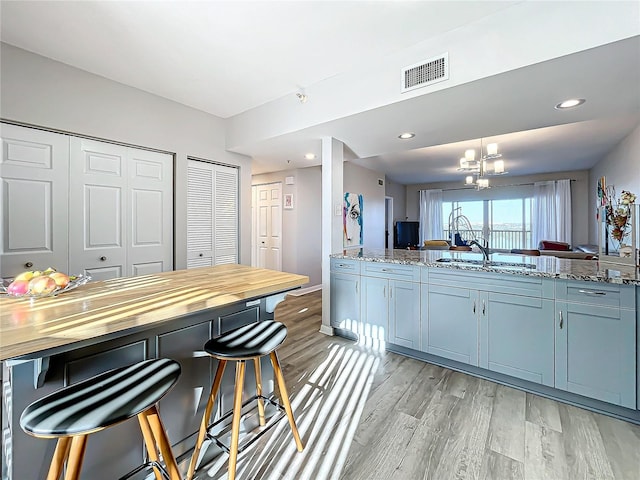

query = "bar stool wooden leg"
[[228, 360, 246, 480], [46, 437, 72, 480], [64, 435, 88, 480], [270, 351, 304, 452], [141, 405, 181, 480], [253, 357, 266, 426], [137, 410, 164, 480], [186, 359, 227, 480]]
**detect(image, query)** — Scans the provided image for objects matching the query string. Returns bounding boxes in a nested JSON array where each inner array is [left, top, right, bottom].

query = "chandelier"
[[457, 141, 507, 189]]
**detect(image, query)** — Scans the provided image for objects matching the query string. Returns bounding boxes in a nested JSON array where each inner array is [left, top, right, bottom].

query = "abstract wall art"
[[344, 192, 363, 248]]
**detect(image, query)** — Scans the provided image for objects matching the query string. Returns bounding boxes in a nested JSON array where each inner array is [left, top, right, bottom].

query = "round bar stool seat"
[[204, 320, 288, 359], [187, 320, 304, 480], [20, 358, 181, 480]]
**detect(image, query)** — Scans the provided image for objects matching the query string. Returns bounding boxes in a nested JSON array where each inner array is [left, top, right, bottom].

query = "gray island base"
[[330, 249, 640, 425]]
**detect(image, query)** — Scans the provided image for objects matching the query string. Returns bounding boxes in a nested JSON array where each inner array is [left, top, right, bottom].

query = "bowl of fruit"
[[1, 268, 91, 299]]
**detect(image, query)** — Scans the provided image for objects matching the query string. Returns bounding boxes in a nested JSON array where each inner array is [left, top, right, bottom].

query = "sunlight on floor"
[[210, 342, 383, 479]]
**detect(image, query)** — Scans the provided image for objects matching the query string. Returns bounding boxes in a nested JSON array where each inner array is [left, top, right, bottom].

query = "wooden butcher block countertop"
[[0, 265, 308, 361]]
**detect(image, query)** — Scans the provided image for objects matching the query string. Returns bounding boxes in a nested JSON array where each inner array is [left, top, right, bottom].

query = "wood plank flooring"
[[191, 290, 640, 480]]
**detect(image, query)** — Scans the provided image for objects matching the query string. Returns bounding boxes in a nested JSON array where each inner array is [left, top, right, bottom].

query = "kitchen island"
[[330, 249, 640, 423], [1, 264, 308, 480]]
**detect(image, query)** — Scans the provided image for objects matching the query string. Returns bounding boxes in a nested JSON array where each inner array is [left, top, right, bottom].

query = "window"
[[443, 197, 532, 250]]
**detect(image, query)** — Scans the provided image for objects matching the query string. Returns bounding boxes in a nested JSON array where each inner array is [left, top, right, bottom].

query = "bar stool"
[[187, 320, 304, 480], [20, 358, 181, 480]]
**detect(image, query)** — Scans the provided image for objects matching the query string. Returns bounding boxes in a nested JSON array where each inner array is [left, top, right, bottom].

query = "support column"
[[320, 137, 344, 335]]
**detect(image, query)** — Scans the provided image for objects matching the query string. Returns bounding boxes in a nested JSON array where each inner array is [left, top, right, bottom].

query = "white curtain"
[[419, 189, 443, 243], [532, 180, 571, 247], [555, 179, 572, 244]]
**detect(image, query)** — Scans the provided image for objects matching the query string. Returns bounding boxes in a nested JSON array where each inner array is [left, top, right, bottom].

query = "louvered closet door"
[[0, 124, 70, 277], [187, 159, 238, 268]]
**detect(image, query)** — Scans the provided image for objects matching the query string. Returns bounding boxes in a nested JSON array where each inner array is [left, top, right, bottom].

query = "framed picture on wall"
[[284, 193, 294, 209]]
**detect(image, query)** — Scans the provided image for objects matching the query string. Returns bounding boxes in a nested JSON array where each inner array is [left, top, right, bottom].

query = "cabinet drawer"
[[362, 262, 420, 281], [556, 280, 635, 309], [428, 268, 552, 298], [330, 258, 361, 274]]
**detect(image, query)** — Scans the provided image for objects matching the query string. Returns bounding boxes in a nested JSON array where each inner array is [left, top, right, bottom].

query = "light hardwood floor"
[[192, 290, 640, 480]]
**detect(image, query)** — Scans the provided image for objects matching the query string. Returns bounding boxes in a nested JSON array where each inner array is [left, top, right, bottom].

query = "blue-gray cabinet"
[[360, 262, 420, 348], [555, 281, 636, 409], [481, 292, 555, 386], [329, 259, 361, 337], [388, 279, 421, 349], [426, 283, 479, 365]]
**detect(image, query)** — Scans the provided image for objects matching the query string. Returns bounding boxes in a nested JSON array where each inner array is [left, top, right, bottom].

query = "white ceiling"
[[1, 1, 639, 184]]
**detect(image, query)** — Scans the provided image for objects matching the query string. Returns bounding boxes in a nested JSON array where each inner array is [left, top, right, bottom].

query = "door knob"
[[100, 256, 107, 261], [25, 262, 33, 268]]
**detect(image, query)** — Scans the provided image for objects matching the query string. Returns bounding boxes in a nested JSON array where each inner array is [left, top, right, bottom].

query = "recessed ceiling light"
[[304, 153, 316, 160], [398, 132, 415, 139], [555, 98, 586, 110]]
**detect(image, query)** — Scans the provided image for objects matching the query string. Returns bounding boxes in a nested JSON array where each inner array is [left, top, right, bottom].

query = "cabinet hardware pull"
[[473, 300, 476, 314], [390, 287, 393, 298], [381, 268, 393, 272], [559, 311, 563, 329], [482, 300, 486, 316], [25, 262, 33, 268], [383, 286, 386, 297], [577, 289, 606, 296], [355, 281, 358, 294], [199, 253, 203, 257], [100, 256, 107, 261]]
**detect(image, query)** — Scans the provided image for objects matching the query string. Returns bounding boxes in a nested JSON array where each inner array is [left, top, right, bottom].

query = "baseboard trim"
[[319, 324, 334, 336], [287, 284, 322, 296]]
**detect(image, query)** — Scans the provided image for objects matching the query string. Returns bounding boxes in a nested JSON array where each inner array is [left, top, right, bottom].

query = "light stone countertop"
[[331, 248, 640, 285]]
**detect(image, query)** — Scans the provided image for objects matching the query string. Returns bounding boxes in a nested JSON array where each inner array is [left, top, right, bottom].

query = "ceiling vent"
[[401, 53, 449, 93]]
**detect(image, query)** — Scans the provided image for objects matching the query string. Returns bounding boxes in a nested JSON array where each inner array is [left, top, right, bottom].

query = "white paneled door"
[[69, 138, 173, 280], [255, 182, 282, 271], [0, 124, 70, 277], [187, 159, 238, 268]]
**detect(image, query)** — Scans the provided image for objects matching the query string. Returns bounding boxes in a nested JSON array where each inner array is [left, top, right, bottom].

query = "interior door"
[[69, 138, 127, 280], [128, 149, 173, 275], [1, 124, 70, 277], [255, 182, 282, 271]]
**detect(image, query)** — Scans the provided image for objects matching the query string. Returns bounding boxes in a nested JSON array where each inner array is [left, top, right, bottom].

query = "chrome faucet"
[[469, 239, 490, 262]]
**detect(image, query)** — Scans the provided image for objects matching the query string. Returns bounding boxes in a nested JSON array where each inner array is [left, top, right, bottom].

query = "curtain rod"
[[441, 179, 576, 192]]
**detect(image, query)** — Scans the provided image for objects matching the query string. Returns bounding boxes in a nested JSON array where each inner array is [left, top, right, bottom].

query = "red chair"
[[538, 240, 571, 251]]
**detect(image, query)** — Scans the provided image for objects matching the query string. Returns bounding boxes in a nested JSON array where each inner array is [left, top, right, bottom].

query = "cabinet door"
[[481, 293, 554, 386], [388, 280, 420, 349], [360, 276, 389, 343], [128, 149, 173, 275], [0, 124, 69, 277], [555, 302, 636, 409], [427, 284, 478, 365], [69, 138, 127, 280], [157, 321, 212, 457], [330, 272, 360, 336]]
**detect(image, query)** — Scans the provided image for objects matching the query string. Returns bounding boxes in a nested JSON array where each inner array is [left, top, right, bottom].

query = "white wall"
[[252, 166, 322, 286], [589, 123, 640, 243], [344, 162, 386, 250], [0, 43, 252, 269], [405, 170, 591, 247], [385, 177, 407, 224]]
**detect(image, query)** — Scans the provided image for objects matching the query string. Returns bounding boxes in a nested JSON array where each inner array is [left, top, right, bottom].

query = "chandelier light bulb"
[[465, 149, 475, 162], [494, 160, 505, 174], [487, 143, 498, 156], [465, 175, 474, 185]]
